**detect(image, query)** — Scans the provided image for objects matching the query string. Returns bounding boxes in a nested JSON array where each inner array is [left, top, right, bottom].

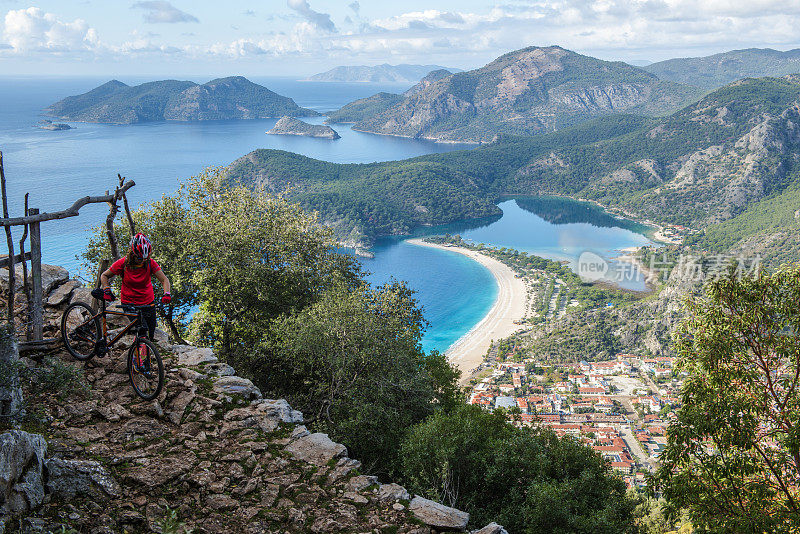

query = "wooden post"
[[28, 208, 42, 342], [19, 194, 30, 340], [0, 152, 15, 326]]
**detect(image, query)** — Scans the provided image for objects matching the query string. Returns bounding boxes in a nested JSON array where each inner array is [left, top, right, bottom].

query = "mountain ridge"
[[45, 76, 318, 124], [343, 46, 704, 143], [645, 47, 800, 90]]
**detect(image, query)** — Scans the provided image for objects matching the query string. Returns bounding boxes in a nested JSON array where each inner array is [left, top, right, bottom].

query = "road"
[[619, 423, 657, 470]]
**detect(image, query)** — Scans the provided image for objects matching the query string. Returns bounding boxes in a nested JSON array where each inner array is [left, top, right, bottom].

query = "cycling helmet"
[[130, 233, 152, 259]]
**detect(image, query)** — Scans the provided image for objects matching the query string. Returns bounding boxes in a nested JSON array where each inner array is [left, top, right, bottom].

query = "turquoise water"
[[363, 198, 652, 352], [0, 76, 651, 355]]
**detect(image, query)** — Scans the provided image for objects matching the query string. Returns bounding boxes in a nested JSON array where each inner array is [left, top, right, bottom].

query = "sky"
[[1, 0, 800, 77]]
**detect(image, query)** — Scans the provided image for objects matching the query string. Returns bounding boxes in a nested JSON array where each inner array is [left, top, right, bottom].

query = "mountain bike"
[[61, 294, 165, 401]]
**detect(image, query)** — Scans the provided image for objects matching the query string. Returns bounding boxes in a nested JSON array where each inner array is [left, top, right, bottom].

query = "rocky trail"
[[1, 268, 505, 534]]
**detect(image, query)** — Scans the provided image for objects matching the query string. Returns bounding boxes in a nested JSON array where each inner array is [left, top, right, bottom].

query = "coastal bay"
[[407, 238, 527, 379]]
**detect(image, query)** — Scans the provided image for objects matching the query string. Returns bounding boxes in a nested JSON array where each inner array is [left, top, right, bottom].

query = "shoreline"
[[406, 238, 527, 382]]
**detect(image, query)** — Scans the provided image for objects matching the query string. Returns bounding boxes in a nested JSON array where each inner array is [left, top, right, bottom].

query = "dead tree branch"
[[105, 188, 120, 260], [118, 174, 136, 235], [0, 180, 135, 227]]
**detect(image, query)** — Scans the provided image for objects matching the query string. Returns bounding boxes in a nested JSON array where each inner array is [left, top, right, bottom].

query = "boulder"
[[173, 345, 217, 367], [285, 433, 347, 466], [205, 362, 236, 377], [213, 375, 261, 400], [222, 398, 303, 434], [152, 328, 169, 347], [0, 430, 47, 519], [409, 496, 469, 530], [346, 474, 378, 492], [471, 523, 509, 534], [0, 263, 68, 294], [70, 286, 93, 305], [377, 483, 410, 502], [46, 458, 121, 499], [42, 265, 69, 294], [0, 324, 23, 419], [45, 280, 80, 307]]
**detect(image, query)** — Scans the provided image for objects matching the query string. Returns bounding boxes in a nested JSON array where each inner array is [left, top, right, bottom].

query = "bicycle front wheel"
[[61, 301, 101, 361], [127, 338, 164, 401]]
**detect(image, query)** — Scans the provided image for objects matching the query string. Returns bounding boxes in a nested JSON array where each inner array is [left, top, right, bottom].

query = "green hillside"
[[228, 76, 800, 261], [325, 92, 403, 124]]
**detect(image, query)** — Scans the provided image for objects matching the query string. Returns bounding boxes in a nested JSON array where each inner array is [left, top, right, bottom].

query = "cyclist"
[[97, 233, 172, 340]]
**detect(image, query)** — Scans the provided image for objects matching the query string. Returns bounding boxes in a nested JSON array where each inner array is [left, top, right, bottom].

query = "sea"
[[0, 75, 651, 353]]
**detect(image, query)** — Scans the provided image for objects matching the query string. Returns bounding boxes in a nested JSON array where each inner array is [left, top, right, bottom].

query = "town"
[[467, 353, 683, 490]]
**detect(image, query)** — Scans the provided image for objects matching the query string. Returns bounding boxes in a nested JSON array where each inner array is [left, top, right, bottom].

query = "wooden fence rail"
[[0, 150, 136, 344]]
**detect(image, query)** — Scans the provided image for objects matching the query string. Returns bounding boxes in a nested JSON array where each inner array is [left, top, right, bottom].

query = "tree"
[[84, 189, 195, 342], [655, 265, 800, 532], [254, 282, 461, 477], [85, 168, 363, 352], [84, 168, 462, 480], [401, 404, 636, 532]]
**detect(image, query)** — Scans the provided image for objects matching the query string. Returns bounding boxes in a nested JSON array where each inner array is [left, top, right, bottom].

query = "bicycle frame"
[[96, 301, 146, 348]]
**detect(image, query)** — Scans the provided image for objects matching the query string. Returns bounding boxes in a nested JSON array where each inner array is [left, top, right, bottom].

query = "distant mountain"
[[45, 77, 318, 124], [645, 48, 800, 90], [346, 46, 703, 143], [305, 64, 459, 83]]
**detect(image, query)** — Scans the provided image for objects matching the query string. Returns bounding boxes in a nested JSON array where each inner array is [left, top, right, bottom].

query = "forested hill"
[[333, 45, 703, 143], [645, 48, 800, 90], [45, 76, 318, 124], [227, 76, 800, 263]]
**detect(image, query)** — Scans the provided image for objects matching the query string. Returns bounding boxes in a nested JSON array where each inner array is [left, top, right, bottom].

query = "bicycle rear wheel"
[[127, 337, 164, 401], [61, 301, 101, 361]]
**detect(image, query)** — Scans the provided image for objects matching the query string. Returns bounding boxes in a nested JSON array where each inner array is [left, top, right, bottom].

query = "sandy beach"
[[407, 239, 528, 381]]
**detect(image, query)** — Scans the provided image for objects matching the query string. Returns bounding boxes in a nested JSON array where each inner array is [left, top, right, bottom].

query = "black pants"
[[123, 303, 156, 340]]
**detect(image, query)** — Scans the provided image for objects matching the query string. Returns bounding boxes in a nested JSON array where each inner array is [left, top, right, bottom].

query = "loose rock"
[[409, 496, 469, 530]]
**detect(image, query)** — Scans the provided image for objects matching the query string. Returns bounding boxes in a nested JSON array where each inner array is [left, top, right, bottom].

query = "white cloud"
[[2, 7, 99, 53], [287, 0, 336, 33], [131, 1, 198, 24], [4, 0, 800, 70]]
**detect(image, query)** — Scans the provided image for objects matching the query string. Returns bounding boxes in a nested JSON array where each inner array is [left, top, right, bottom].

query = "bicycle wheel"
[[61, 301, 101, 361], [127, 337, 164, 401]]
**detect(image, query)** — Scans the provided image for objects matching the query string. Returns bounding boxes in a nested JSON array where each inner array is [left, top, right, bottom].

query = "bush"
[[401, 404, 636, 532]]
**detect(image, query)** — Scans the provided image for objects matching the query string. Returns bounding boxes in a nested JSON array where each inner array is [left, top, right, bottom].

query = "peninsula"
[[267, 116, 341, 139], [45, 76, 318, 124]]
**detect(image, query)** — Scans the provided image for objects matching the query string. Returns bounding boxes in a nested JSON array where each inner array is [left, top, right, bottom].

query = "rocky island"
[[45, 76, 318, 124], [39, 122, 72, 131], [267, 116, 341, 139]]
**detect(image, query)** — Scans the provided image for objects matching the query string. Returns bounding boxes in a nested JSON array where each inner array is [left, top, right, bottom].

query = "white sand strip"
[[406, 239, 527, 381]]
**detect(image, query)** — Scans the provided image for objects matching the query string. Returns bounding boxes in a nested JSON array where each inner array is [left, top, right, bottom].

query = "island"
[[39, 121, 72, 131], [45, 76, 318, 124], [267, 116, 340, 140]]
